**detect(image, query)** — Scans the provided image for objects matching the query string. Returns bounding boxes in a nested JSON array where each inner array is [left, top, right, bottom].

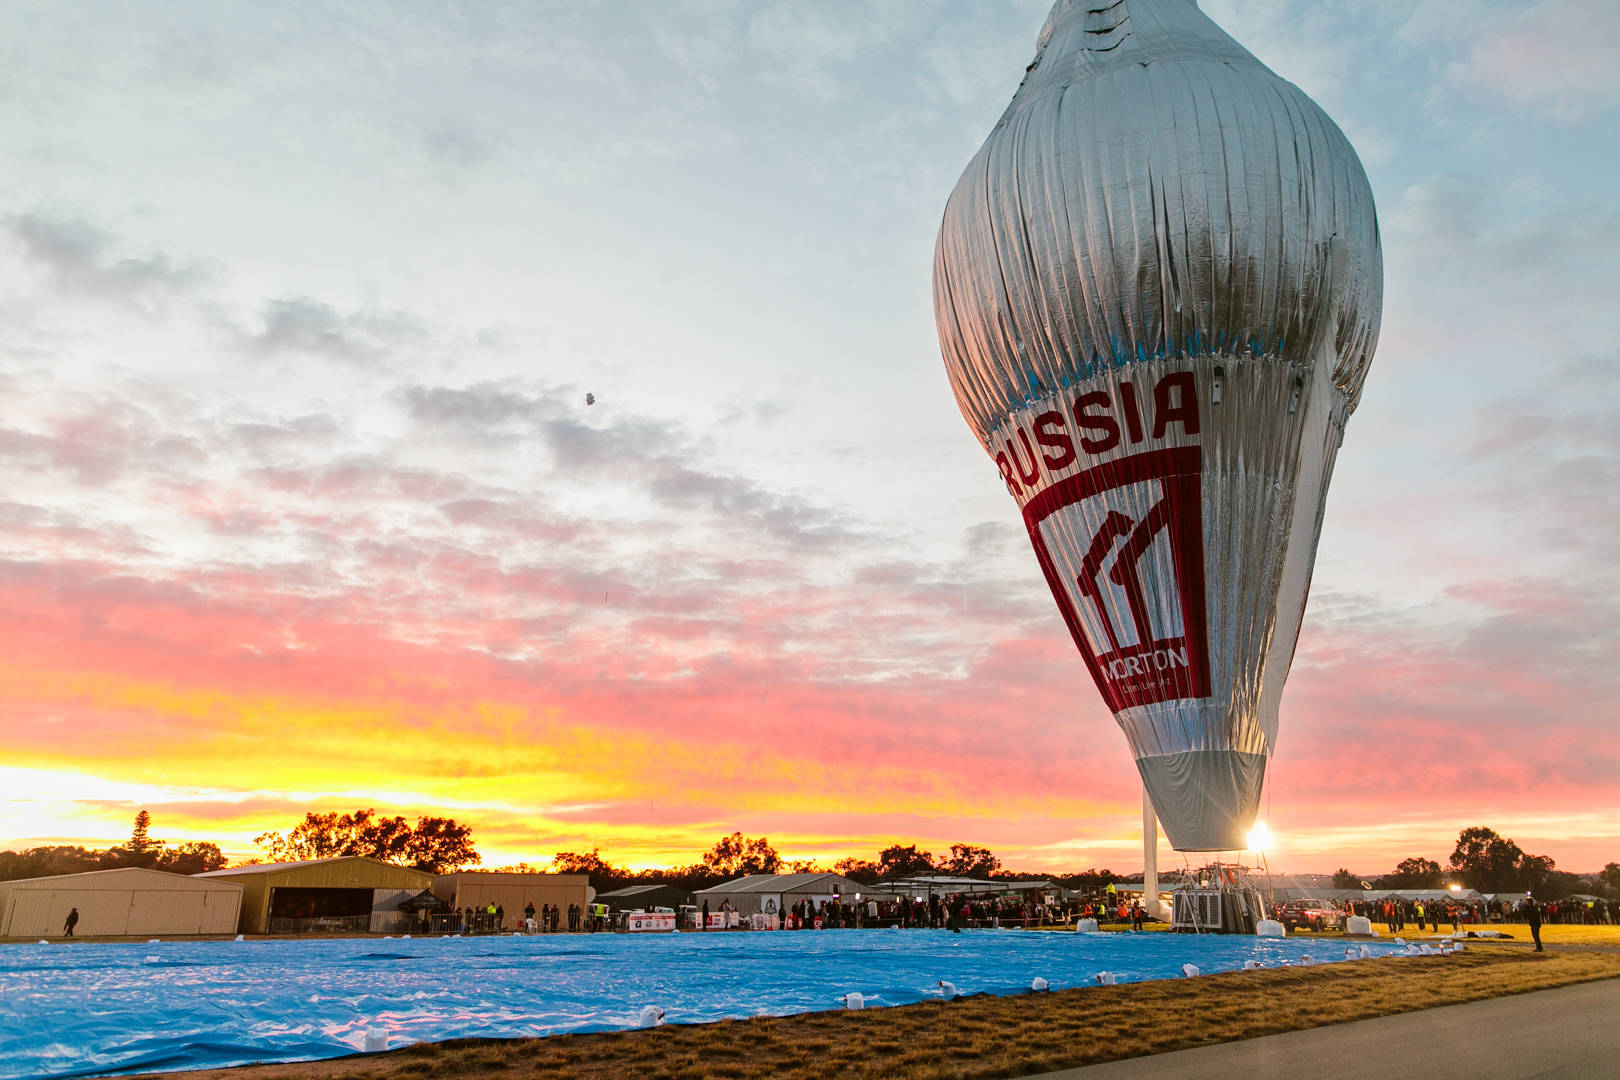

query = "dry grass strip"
[[148, 949, 1620, 1080]]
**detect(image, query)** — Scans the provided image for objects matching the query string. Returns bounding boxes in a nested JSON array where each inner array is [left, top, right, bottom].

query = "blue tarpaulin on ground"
[[0, 930, 1400, 1078]]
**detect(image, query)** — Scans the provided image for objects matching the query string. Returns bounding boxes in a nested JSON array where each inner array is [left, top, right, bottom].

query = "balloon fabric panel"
[[932, 0, 1381, 851]]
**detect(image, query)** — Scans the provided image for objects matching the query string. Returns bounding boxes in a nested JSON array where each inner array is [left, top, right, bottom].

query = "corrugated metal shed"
[[0, 867, 242, 938], [432, 872, 592, 927], [883, 876, 1054, 896], [693, 873, 872, 917], [196, 857, 433, 934], [697, 873, 858, 894], [595, 883, 692, 911]]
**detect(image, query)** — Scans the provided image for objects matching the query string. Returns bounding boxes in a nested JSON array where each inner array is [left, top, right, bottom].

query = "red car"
[[1274, 899, 1344, 932]]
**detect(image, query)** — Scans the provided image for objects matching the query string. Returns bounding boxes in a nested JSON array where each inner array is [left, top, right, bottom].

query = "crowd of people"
[[776, 891, 1136, 931], [1341, 895, 1620, 933], [425, 901, 606, 934], [420, 889, 1618, 938]]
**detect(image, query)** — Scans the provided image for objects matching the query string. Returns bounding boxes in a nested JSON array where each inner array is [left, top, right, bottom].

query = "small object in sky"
[[585, 392, 595, 405]]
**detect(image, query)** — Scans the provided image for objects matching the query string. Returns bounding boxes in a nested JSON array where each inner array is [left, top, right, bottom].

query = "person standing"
[[63, 907, 79, 938], [701, 899, 710, 931], [524, 901, 536, 930], [1526, 898, 1544, 952]]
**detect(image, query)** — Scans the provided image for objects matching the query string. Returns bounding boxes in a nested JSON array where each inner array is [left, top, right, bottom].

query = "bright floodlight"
[[1450, 883, 1462, 892], [1245, 822, 1272, 851]]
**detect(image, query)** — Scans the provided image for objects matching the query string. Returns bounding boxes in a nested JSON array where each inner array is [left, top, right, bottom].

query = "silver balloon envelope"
[[933, 0, 1382, 850]]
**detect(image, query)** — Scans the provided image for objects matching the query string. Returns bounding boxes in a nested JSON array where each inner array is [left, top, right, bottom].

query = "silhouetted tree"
[[700, 833, 782, 877], [832, 857, 880, 884], [943, 843, 1001, 878], [121, 811, 165, 867], [1332, 868, 1360, 889], [550, 848, 632, 892], [0, 846, 104, 881], [1518, 853, 1556, 895], [877, 844, 935, 879], [405, 817, 480, 874], [1380, 856, 1443, 889], [156, 842, 227, 875], [255, 809, 480, 873], [1448, 826, 1552, 892]]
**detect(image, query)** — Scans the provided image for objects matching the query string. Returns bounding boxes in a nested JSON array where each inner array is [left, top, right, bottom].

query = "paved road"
[[1026, 977, 1620, 1080]]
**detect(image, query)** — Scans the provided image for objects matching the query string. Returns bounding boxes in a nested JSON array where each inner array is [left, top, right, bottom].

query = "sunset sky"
[[3, 0, 1618, 876]]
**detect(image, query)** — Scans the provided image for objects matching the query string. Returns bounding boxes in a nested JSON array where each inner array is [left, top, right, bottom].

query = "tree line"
[[1330, 826, 1620, 898], [0, 809, 480, 882], [253, 809, 479, 874], [0, 811, 228, 881], [7, 815, 1615, 902], [540, 835, 1124, 894]]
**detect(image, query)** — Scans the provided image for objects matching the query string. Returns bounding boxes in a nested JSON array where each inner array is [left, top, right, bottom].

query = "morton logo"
[[1023, 447, 1211, 710]]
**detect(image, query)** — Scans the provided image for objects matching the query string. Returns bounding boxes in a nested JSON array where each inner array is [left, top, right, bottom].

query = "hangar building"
[[693, 872, 873, 918], [197, 857, 433, 934], [595, 883, 693, 912], [433, 872, 592, 927], [0, 867, 242, 938]]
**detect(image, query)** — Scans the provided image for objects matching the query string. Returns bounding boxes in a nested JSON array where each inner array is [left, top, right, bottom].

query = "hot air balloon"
[[933, 0, 1381, 851]]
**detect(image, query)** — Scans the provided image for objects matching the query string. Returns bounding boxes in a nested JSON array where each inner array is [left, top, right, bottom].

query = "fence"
[[425, 912, 514, 934], [267, 915, 370, 934]]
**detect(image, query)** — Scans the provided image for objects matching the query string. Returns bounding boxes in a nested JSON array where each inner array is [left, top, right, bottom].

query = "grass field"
[[143, 947, 1620, 1080], [1454, 923, 1620, 947]]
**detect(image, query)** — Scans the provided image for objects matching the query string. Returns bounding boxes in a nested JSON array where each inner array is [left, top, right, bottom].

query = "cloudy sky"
[[3, 0, 1617, 876]]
